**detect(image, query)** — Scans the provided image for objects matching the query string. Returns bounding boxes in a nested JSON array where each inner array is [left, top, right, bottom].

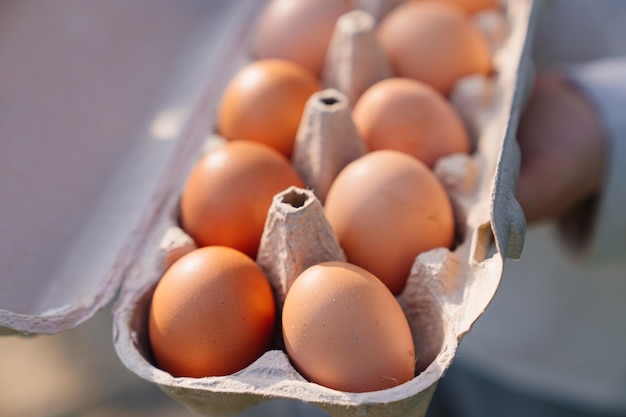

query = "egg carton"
[[0, 0, 538, 416]]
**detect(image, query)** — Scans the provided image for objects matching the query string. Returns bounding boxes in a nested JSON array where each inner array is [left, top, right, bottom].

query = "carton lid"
[[0, 1, 261, 335]]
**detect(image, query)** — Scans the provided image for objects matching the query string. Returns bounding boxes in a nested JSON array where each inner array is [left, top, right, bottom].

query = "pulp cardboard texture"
[[0, 1, 264, 335], [0, 0, 538, 415]]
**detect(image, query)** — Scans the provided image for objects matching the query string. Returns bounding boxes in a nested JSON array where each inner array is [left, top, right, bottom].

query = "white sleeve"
[[560, 57, 626, 263]]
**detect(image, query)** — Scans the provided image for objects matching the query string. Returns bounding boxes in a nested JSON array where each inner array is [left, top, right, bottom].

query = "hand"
[[515, 69, 607, 224]]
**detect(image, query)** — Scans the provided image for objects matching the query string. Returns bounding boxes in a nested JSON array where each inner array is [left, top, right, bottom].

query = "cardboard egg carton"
[[0, 0, 538, 415]]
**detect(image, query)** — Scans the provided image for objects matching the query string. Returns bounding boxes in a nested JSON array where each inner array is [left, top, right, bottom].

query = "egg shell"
[[282, 261, 416, 393], [179, 140, 304, 258], [378, 1, 492, 95], [217, 59, 321, 158], [430, 0, 502, 14], [252, 0, 356, 77], [324, 150, 455, 295], [352, 77, 471, 167], [148, 246, 276, 378]]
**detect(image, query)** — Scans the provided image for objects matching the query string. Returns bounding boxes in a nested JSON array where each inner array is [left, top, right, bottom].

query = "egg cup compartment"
[[111, 0, 536, 415], [114, 182, 449, 417]]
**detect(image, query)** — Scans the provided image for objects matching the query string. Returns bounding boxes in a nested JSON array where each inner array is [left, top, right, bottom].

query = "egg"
[[217, 59, 321, 158], [324, 150, 455, 295], [148, 246, 276, 378], [282, 261, 415, 392], [425, 0, 501, 14], [251, 0, 356, 77], [352, 77, 470, 168], [180, 141, 304, 258], [377, 1, 492, 95]]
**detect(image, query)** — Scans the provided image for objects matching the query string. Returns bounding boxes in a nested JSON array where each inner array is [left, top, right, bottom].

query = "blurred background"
[[0, 1, 330, 416], [0, 310, 197, 417]]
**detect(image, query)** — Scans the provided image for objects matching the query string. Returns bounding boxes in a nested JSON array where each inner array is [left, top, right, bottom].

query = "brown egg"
[[251, 0, 356, 77], [419, 0, 501, 14], [282, 261, 415, 392], [378, 1, 492, 95], [352, 77, 470, 168], [217, 59, 321, 158], [148, 246, 276, 378], [324, 150, 455, 295], [180, 141, 304, 258]]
